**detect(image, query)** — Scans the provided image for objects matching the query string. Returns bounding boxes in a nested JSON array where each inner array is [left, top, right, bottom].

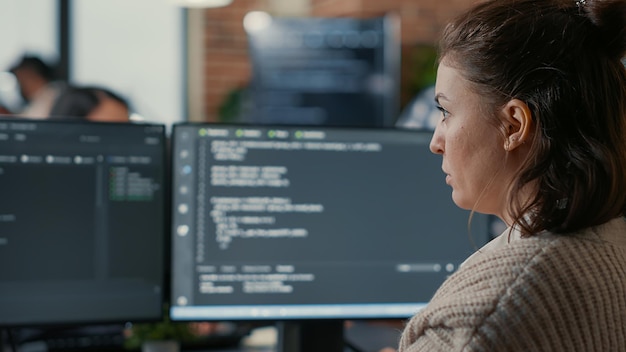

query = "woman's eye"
[[435, 104, 450, 119]]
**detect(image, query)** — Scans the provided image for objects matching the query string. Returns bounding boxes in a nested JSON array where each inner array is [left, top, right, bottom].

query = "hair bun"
[[583, 0, 626, 58]]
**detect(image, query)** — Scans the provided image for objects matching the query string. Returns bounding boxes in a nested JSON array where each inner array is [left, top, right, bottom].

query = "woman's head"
[[49, 86, 130, 122], [433, 0, 626, 235], [430, 61, 533, 225]]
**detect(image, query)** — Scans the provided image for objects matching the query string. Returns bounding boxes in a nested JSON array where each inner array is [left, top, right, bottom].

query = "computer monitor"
[[0, 119, 167, 327], [242, 13, 401, 127], [169, 123, 490, 351]]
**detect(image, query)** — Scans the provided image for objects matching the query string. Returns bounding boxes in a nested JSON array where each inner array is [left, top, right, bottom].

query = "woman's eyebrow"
[[434, 93, 448, 105]]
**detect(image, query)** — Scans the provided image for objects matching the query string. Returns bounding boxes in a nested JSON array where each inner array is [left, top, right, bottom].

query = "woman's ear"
[[501, 99, 532, 151]]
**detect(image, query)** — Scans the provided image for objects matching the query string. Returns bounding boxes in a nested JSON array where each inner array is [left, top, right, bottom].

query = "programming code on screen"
[[243, 14, 400, 127], [170, 124, 489, 320], [0, 120, 166, 326]]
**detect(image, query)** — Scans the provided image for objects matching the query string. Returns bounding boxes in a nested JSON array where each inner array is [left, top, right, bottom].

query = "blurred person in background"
[[48, 85, 130, 122], [9, 55, 65, 118]]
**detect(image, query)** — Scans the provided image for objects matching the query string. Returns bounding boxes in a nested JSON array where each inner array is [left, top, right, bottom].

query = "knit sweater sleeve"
[[397, 232, 626, 352], [398, 241, 543, 352]]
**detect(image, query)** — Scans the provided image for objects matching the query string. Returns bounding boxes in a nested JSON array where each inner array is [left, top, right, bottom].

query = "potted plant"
[[123, 305, 197, 352]]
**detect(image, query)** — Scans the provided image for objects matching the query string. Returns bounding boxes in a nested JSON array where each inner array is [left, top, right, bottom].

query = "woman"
[[398, 0, 626, 350]]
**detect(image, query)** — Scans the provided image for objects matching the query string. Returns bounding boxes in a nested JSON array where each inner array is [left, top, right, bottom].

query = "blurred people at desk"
[[48, 85, 130, 122], [8, 55, 65, 118]]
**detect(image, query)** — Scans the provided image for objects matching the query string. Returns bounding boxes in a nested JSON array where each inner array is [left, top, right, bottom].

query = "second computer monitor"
[[170, 123, 489, 321]]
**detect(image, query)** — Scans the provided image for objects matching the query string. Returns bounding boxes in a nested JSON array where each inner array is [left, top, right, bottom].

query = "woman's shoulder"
[[448, 217, 626, 298], [399, 218, 626, 351], [461, 217, 626, 280], [412, 219, 626, 318]]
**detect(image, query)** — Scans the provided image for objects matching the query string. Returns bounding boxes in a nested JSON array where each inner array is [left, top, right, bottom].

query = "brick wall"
[[201, 0, 475, 122]]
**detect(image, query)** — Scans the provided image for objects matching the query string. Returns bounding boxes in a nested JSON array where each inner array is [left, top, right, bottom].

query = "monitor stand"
[[276, 320, 345, 352]]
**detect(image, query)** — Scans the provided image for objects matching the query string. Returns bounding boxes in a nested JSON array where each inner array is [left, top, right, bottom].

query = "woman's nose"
[[429, 125, 443, 155]]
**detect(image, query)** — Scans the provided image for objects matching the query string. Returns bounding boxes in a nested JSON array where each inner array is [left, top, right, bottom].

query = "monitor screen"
[[0, 119, 167, 327], [169, 123, 490, 322], [242, 14, 400, 127]]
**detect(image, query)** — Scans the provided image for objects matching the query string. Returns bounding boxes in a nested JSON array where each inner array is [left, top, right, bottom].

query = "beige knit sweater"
[[398, 217, 626, 352]]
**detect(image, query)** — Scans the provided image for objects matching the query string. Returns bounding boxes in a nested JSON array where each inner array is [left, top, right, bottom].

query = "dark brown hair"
[[49, 85, 130, 121], [440, 0, 626, 236]]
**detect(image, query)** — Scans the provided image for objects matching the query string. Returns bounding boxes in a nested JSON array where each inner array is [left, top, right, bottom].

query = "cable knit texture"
[[398, 217, 626, 352]]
